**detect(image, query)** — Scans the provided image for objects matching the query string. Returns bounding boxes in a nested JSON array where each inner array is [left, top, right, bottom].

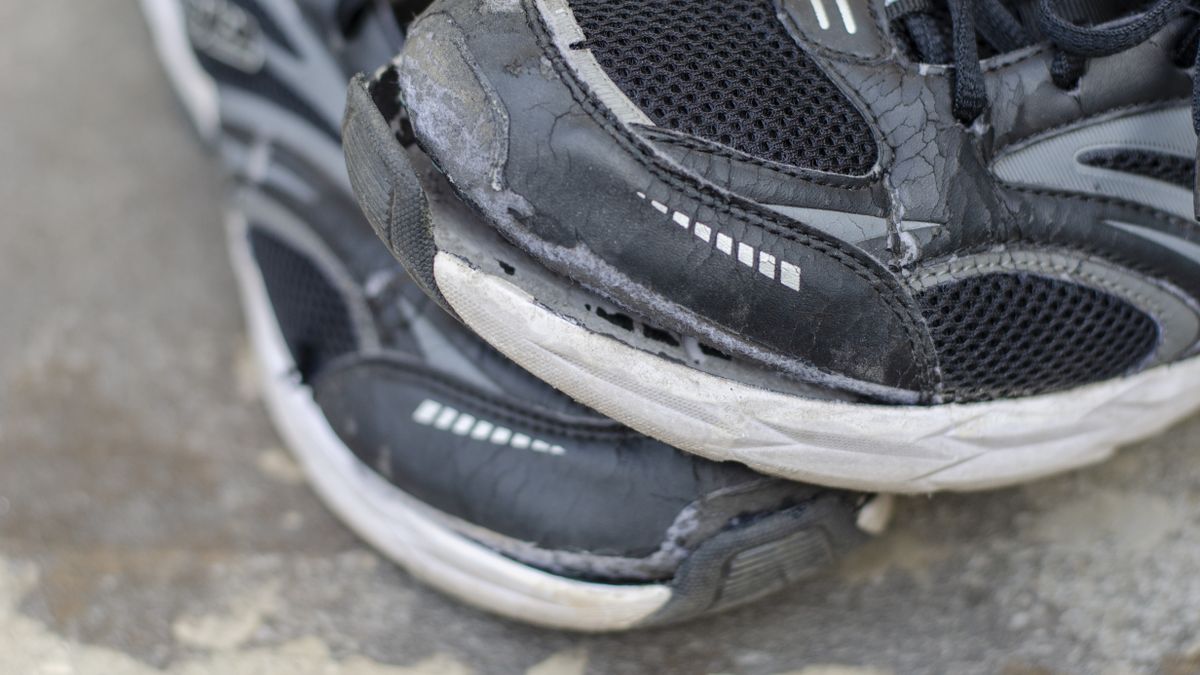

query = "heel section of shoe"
[[645, 492, 864, 626]]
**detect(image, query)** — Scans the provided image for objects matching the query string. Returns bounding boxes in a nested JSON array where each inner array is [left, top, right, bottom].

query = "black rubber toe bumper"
[[343, 74, 448, 313]]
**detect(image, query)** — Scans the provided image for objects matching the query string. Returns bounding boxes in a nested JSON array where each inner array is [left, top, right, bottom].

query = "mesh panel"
[[1078, 149, 1194, 189], [918, 273, 1159, 402], [567, 0, 878, 174], [249, 228, 358, 379]]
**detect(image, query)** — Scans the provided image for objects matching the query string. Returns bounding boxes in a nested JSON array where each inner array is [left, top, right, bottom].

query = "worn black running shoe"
[[344, 0, 1200, 492], [139, 0, 870, 629]]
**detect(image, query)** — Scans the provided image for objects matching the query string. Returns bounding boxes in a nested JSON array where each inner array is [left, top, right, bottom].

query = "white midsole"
[[226, 213, 671, 631], [434, 252, 1200, 494]]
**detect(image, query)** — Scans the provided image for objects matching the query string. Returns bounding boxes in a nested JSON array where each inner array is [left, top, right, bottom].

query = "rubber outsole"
[[342, 75, 1200, 494]]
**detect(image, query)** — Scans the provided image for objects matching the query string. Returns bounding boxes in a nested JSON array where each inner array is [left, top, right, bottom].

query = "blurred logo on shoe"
[[184, 0, 265, 73]]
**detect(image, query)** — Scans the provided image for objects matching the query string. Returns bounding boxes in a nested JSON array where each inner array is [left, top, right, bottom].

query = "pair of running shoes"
[[142, 0, 1200, 630]]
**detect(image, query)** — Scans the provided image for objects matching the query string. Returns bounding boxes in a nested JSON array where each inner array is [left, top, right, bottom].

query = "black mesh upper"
[[1078, 149, 1194, 189], [918, 273, 1159, 402], [249, 228, 358, 379], [567, 0, 878, 174]]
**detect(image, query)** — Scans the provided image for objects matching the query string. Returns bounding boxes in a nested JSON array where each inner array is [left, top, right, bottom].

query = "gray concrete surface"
[[3, 2, 1200, 673]]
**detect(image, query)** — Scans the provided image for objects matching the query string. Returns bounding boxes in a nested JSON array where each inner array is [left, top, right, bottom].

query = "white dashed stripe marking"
[[809, 0, 831, 29], [834, 0, 857, 33], [737, 242, 755, 267], [412, 399, 442, 425], [412, 400, 566, 456], [758, 252, 776, 279], [716, 233, 733, 255], [470, 420, 494, 440], [451, 414, 475, 436], [810, 0, 855, 34], [781, 261, 802, 291], [636, 192, 803, 293], [433, 407, 458, 430]]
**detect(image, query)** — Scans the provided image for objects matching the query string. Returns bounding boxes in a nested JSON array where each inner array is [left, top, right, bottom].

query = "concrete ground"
[[3, 2, 1200, 673]]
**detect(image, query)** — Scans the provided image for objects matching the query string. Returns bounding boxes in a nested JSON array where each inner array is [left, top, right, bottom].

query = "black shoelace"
[[893, 0, 1200, 218]]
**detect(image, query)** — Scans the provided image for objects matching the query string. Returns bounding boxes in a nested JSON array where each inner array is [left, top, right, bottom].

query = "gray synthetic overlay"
[[767, 203, 942, 245], [233, 189, 383, 354], [1109, 219, 1200, 269], [908, 248, 1200, 368], [992, 104, 1195, 221], [364, 266, 507, 396], [221, 90, 352, 193], [400, 294, 506, 396], [534, 0, 656, 126], [253, 0, 347, 126]]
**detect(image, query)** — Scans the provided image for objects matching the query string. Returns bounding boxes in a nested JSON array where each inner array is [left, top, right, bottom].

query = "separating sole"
[[343, 77, 1200, 494], [435, 251, 1200, 493]]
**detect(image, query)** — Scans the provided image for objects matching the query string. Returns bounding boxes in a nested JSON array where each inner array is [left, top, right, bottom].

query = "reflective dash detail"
[[433, 407, 458, 430], [834, 0, 857, 33], [636, 192, 803, 293], [412, 399, 566, 456], [809, 0, 831, 29], [738, 243, 755, 267], [451, 414, 475, 436], [716, 233, 733, 255], [758, 252, 777, 279], [808, 0, 855, 34], [412, 399, 442, 425], [469, 420, 494, 440], [780, 261, 802, 291]]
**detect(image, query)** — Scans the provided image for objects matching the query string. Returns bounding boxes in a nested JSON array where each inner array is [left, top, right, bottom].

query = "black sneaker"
[[139, 0, 869, 629], [344, 0, 1200, 493]]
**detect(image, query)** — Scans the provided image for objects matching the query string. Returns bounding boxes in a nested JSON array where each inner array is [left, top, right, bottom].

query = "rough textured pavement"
[[4, 2, 1200, 673]]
